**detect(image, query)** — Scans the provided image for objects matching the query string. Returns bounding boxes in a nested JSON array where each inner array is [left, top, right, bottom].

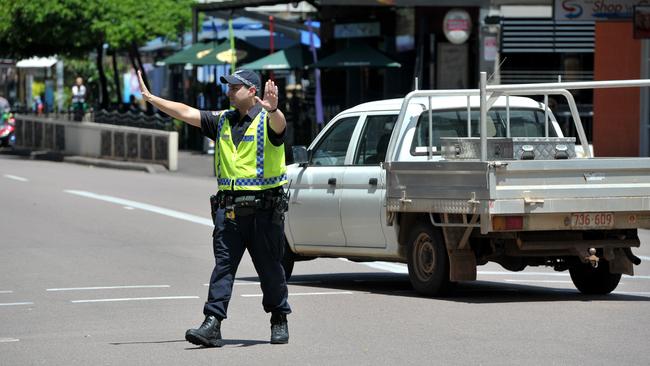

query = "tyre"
[[281, 240, 295, 281], [569, 260, 621, 295], [406, 222, 452, 296]]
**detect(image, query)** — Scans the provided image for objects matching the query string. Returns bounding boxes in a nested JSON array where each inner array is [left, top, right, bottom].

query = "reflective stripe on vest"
[[215, 109, 286, 191]]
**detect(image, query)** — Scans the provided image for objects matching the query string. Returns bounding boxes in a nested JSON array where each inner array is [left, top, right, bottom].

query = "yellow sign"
[[216, 49, 248, 64], [196, 49, 211, 59]]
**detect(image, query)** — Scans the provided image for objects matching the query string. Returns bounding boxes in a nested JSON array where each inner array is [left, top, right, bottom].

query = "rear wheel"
[[569, 260, 621, 295], [407, 222, 452, 296]]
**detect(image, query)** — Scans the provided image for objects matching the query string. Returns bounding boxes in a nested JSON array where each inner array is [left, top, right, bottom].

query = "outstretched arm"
[[137, 70, 202, 128]]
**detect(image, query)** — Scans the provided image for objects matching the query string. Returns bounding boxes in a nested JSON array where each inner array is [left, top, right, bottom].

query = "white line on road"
[[71, 296, 199, 303], [241, 291, 354, 298], [0, 338, 20, 343], [505, 280, 573, 284], [123, 206, 135, 210], [47, 285, 171, 292], [613, 291, 650, 296], [0, 290, 13, 294], [3, 174, 28, 182], [638, 255, 650, 261], [0, 302, 33, 307], [64, 190, 213, 226], [358, 261, 650, 280], [203, 282, 260, 286]]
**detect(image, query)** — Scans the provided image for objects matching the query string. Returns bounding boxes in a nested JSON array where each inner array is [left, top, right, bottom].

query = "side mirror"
[[292, 145, 309, 166]]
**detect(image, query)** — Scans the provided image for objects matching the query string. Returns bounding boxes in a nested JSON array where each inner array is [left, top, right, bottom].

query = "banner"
[[554, 0, 649, 21]]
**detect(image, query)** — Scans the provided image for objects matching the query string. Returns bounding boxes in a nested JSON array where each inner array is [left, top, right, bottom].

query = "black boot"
[[270, 313, 289, 344], [185, 315, 224, 347]]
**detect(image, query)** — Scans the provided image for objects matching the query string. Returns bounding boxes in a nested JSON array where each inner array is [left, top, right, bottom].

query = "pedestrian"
[[71, 76, 86, 121], [137, 69, 291, 347]]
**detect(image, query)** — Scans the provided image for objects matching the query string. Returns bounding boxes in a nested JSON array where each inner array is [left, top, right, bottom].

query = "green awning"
[[161, 42, 225, 65], [239, 45, 311, 70], [309, 43, 400, 69], [162, 40, 263, 66]]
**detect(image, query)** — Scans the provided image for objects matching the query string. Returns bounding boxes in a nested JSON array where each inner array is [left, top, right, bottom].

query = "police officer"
[[137, 69, 291, 347]]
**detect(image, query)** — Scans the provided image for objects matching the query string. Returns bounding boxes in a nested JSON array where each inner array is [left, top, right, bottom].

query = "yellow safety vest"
[[214, 109, 287, 191]]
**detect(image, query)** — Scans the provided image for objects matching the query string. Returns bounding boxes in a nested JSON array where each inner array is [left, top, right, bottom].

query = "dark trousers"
[[203, 206, 291, 319]]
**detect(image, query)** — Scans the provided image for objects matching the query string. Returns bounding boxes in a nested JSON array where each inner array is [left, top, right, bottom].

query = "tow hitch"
[[586, 248, 599, 268]]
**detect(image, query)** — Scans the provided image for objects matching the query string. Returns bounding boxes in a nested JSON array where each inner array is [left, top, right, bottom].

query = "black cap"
[[220, 69, 261, 91]]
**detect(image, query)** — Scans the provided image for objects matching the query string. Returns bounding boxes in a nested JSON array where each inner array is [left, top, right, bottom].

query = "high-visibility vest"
[[214, 109, 287, 191]]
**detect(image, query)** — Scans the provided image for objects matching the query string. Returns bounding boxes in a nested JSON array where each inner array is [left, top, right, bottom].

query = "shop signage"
[[554, 0, 649, 21], [443, 9, 472, 45], [334, 22, 381, 39], [484, 36, 498, 61]]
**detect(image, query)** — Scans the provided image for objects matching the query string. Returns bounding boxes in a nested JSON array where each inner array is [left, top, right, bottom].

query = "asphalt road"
[[1, 154, 650, 366]]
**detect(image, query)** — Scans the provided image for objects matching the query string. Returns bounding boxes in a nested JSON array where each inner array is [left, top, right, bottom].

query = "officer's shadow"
[[186, 339, 268, 349], [111, 339, 268, 348]]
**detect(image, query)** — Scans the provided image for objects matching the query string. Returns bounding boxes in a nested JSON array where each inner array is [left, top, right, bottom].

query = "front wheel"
[[406, 222, 452, 296], [569, 260, 621, 295]]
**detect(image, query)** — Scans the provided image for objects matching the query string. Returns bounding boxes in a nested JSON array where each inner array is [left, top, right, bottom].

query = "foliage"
[[0, 0, 195, 58]]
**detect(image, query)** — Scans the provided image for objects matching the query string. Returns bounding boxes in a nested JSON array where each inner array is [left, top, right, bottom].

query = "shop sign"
[[443, 9, 471, 45], [554, 0, 649, 21], [484, 36, 498, 61], [334, 22, 381, 39]]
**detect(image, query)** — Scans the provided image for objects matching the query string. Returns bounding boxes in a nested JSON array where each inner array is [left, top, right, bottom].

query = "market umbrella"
[[161, 42, 224, 65], [239, 45, 311, 70]]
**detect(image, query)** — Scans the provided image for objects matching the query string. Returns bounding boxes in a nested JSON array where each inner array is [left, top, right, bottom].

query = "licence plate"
[[570, 212, 615, 229]]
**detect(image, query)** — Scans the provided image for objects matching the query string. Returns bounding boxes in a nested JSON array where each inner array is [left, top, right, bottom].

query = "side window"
[[311, 116, 358, 166], [354, 115, 397, 165]]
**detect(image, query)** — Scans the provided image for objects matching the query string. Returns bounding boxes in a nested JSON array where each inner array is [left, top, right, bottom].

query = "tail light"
[[493, 216, 524, 231]]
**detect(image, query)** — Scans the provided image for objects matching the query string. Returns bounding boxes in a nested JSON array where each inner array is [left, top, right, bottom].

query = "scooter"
[[0, 111, 16, 148]]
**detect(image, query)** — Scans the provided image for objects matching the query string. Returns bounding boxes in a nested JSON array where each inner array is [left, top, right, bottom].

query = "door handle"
[[328, 177, 337, 186], [369, 178, 378, 186]]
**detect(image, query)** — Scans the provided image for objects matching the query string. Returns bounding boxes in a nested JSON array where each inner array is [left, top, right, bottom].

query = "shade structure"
[[16, 57, 58, 68], [161, 42, 225, 65], [309, 43, 400, 69], [239, 45, 311, 70], [161, 40, 263, 66]]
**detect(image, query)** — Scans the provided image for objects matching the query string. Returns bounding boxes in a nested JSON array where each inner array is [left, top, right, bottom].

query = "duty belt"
[[217, 188, 282, 209]]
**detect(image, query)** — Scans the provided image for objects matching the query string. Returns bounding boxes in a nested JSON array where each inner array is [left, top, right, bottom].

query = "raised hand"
[[137, 70, 152, 102], [255, 79, 279, 112]]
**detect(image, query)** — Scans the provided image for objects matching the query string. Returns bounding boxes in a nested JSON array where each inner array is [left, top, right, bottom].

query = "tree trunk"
[[96, 43, 109, 109], [111, 51, 122, 108]]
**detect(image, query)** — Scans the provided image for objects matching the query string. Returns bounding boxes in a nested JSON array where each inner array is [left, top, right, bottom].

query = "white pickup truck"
[[283, 76, 650, 296]]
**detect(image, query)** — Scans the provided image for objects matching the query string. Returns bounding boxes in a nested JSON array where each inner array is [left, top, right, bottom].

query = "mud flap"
[[607, 248, 634, 276], [448, 249, 477, 281]]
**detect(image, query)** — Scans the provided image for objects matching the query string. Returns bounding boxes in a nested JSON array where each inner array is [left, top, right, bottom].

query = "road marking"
[[241, 291, 354, 297], [123, 206, 135, 210], [0, 290, 13, 294], [0, 302, 33, 307], [638, 255, 650, 261], [71, 296, 199, 303], [479, 271, 650, 280], [505, 279, 573, 284], [613, 291, 650, 296], [3, 174, 28, 182], [64, 190, 213, 226], [204, 282, 260, 286], [47, 285, 170, 292], [0, 338, 20, 343], [358, 262, 650, 280], [340, 258, 409, 274]]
